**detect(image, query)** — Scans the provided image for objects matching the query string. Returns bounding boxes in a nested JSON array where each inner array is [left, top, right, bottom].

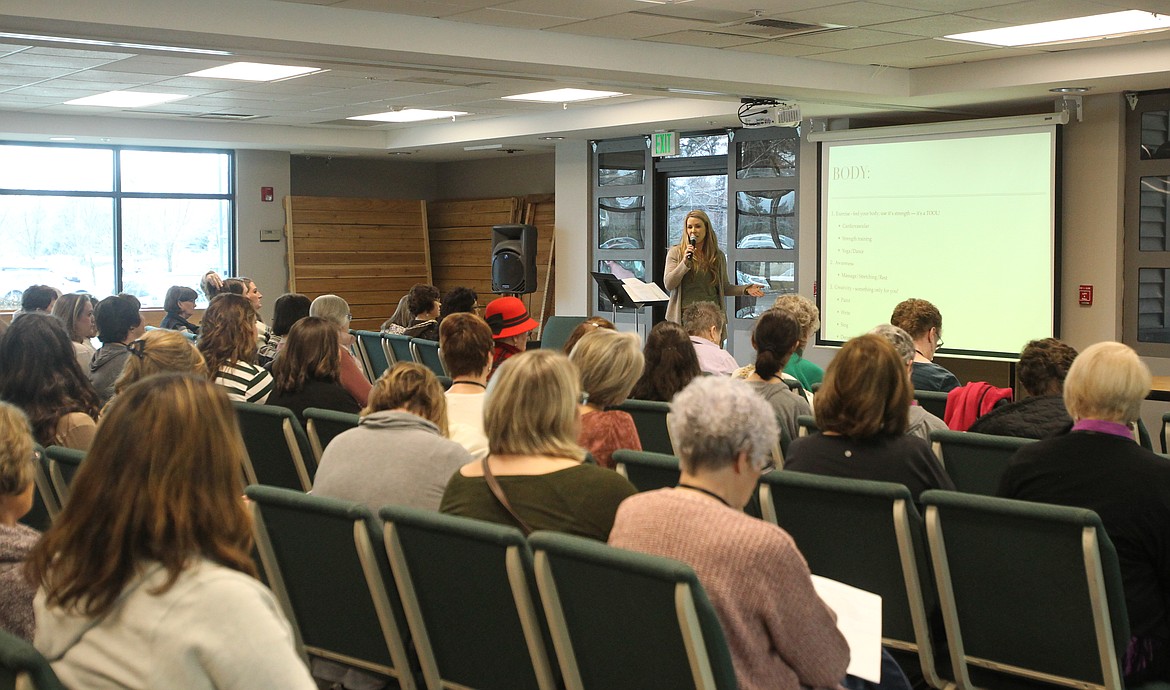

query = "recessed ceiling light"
[[348, 109, 468, 123], [1050, 86, 1091, 94], [64, 91, 189, 108], [0, 32, 231, 55], [944, 10, 1170, 47], [502, 88, 624, 103], [185, 62, 324, 82], [48, 137, 76, 142], [464, 143, 503, 151], [540, 136, 565, 141]]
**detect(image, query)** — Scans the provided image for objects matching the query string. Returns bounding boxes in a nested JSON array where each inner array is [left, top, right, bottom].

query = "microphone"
[[687, 234, 696, 264]]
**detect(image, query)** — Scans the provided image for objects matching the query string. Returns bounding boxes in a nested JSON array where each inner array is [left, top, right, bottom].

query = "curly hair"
[[631, 321, 701, 403], [771, 294, 820, 348], [440, 286, 478, 319], [890, 298, 942, 340], [198, 294, 258, 377], [0, 313, 100, 446], [407, 284, 440, 318], [271, 316, 342, 395], [0, 402, 35, 497], [366, 362, 448, 436], [1018, 338, 1078, 397]]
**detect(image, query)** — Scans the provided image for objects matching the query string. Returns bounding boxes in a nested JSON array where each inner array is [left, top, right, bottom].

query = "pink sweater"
[[609, 489, 849, 690]]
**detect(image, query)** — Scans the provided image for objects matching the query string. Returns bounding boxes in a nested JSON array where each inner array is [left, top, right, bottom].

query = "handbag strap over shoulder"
[[480, 457, 534, 536]]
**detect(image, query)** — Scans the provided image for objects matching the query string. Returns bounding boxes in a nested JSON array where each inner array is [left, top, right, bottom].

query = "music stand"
[[591, 271, 648, 333]]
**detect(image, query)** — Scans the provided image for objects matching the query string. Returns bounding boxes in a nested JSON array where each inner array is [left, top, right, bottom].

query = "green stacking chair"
[[384, 334, 414, 366], [302, 407, 360, 463], [246, 486, 419, 690], [759, 471, 947, 690], [922, 490, 1133, 690], [796, 414, 818, 438], [379, 505, 557, 690], [529, 531, 737, 690], [44, 445, 85, 507], [348, 330, 374, 383], [0, 628, 67, 690], [929, 430, 1034, 496], [540, 316, 588, 353], [355, 330, 392, 382], [233, 402, 316, 491], [613, 449, 680, 493], [409, 338, 447, 377], [20, 445, 56, 531], [613, 399, 674, 455], [437, 375, 453, 390], [914, 390, 949, 420]]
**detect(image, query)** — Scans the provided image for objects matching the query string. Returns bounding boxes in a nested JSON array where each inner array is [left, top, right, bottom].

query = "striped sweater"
[[214, 361, 273, 404]]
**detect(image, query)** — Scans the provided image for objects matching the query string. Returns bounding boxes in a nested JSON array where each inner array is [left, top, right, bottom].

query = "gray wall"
[[290, 155, 440, 199], [435, 153, 554, 199]]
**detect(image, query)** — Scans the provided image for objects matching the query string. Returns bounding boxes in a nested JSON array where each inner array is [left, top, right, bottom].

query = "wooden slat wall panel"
[[524, 194, 556, 334], [427, 198, 521, 309], [285, 195, 430, 332]]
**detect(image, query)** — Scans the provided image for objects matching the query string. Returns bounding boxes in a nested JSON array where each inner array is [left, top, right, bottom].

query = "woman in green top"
[[664, 210, 764, 325]]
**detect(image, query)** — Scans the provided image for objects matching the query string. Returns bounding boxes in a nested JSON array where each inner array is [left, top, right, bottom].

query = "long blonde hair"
[[675, 210, 720, 275], [485, 350, 585, 462]]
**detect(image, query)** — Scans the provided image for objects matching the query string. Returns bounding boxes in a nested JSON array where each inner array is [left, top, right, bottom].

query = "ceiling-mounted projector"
[[738, 100, 801, 128]]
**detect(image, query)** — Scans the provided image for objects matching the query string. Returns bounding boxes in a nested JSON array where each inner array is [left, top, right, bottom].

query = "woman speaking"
[[664, 210, 764, 324]]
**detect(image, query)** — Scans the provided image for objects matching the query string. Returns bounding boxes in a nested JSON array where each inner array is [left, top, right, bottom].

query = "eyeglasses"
[[757, 459, 776, 474]]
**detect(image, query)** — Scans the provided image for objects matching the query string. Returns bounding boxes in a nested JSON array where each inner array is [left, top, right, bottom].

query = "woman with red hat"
[[484, 296, 538, 378]]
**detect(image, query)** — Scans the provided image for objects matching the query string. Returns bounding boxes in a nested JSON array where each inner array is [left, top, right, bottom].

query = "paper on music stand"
[[620, 277, 669, 303], [811, 575, 882, 683]]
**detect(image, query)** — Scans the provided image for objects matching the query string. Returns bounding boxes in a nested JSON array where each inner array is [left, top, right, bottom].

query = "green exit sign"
[[652, 131, 679, 157]]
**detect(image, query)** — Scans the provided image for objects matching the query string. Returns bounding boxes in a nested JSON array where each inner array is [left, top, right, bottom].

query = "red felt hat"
[[484, 296, 537, 339]]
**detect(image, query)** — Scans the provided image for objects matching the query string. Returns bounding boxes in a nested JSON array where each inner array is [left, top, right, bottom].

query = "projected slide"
[[820, 127, 1056, 358]]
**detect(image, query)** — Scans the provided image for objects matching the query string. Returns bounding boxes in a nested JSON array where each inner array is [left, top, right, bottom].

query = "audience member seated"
[[571, 329, 645, 469], [0, 402, 38, 641], [439, 286, 478, 322], [609, 376, 851, 690], [743, 308, 811, 445], [28, 374, 316, 689], [683, 302, 738, 376], [314, 362, 469, 512], [380, 294, 412, 335], [259, 292, 311, 363], [113, 330, 206, 404], [773, 294, 824, 390], [631, 320, 701, 403], [998, 341, 1170, 684], [403, 283, 441, 341], [160, 286, 200, 334], [89, 294, 146, 405], [787, 334, 954, 500], [200, 270, 224, 301], [969, 338, 1077, 439], [890, 298, 959, 392], [52, 293, 98, 371], [485, 296, 538, 378], [198, 294, 273, 404], [16, 284, 58, 319], [0, 313, 100, 450], [439, 312, 493, 460], [441, 350, 637, 541], [561, 316, 615, 356], [869, 323, 949, 443], [309, 294, 371, 407], [220, 275, 269, 349], [266, 316, 362, 424]]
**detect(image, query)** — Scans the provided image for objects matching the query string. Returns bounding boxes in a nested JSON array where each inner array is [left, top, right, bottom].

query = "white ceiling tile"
[[780, 27, 920, 48], [490, 0, 632, 20], [873, 0, 1019, 12], [727, 41, 839, 57], [809, 37, 992, 66], [778, 1, 937, 26], [445, 8, 582, 29], [640, 30, 765, 48], [26, 46, 138, 60], [0, 64, 76, 79], [958, 0, 1118, 23], [548, 13, 710, 39], [871, 14, 1009, 37]]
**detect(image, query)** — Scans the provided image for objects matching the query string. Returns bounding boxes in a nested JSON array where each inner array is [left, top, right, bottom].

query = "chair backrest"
[[355, 330, 392, 382], [379, 505, 557, 690], [383, 333, 414, 365], [409, 338, 447, 377], [528, 531, 737, 690], [245, 486, 418, 690], [914, 390, 949, 419], [1161, 412, 1170, 454], [929, 430, 1035, 496], [922, 490, 1129, 690], [613, 449, 680, 493], [539, 316, 588, 352], [302, 407, 360, 463], [21, 445, 56, 531], [0, 628, 67, 690], [348, 330, 374, 383], [613, 399, 673, 455], [233, 402, 316, 491], [44, 445, 85, 507], [796, 414, 818, 438], [758, 471, 944, 689]]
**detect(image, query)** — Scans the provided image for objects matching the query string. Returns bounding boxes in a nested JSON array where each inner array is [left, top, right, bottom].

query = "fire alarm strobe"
[[1078, 284, 1093, 306]]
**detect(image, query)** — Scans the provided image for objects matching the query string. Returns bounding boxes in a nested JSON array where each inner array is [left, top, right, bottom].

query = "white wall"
[[235, 149, 291, 323], [554, 140, 591, 316]]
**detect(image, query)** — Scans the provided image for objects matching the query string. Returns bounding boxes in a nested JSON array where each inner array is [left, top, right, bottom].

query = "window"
[[0, 143, 233, 309]]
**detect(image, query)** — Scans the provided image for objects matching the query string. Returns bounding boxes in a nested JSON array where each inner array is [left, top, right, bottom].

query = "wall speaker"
[[491, 224, 537, 294]]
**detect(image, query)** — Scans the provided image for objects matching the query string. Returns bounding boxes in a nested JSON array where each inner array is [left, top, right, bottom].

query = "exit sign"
[[652, 131, 679, 157]]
